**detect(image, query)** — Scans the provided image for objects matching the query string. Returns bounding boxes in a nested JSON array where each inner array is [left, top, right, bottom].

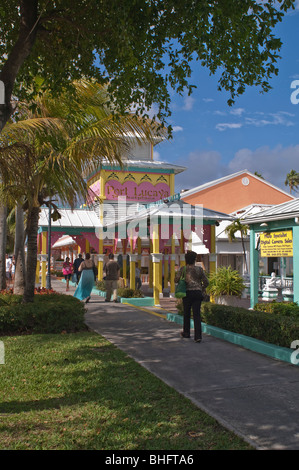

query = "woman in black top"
[[175, 251, 209, 343]]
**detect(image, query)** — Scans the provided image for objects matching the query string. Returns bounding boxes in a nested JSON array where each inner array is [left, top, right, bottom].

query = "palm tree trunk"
[[23, 206, 40, 303], [13, 203, 26, 295], [0, 205, 7, 290], [241, 234, 249, 274]]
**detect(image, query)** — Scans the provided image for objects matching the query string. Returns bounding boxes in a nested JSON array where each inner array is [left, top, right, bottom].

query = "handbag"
[[175, 267, 187, 299]]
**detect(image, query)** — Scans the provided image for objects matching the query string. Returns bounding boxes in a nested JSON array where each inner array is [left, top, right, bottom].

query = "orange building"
[[181, 170, 294, 214], [181, 170, 295, 279]]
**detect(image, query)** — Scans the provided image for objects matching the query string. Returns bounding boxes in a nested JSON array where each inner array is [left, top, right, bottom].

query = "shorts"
[[64, 274, 72, 280]]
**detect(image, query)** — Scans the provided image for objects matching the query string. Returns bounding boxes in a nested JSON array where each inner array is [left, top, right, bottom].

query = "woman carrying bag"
[[175, 251, 209, 343]]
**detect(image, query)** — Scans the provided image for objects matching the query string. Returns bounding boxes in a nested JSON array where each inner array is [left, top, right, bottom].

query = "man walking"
[[104, 253, 120, 302], [73, 253, 83, 284]]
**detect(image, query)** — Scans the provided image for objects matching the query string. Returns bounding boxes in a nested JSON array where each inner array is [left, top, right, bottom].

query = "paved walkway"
[[53, 279, 299, 450]]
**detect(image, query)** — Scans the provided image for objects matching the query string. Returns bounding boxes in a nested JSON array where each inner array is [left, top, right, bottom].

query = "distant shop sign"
[[260, 230, 293, 257]]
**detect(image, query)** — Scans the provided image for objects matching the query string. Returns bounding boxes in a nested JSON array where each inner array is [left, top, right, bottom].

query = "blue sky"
[[153, 4, 299, 194]]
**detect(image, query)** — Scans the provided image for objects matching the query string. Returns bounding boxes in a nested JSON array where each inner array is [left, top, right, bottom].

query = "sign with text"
[[105, 180, 170, 202], [260, 230, 293, 257]]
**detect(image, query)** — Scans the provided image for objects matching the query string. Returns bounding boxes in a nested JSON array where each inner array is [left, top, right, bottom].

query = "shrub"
[[116, 288, 143, 298], [201, 302, 299, 348], [207, 266, 245, 297], [0, 293, 87, 335], [253, 301, 299, 317], [95, 280, 106, 291]]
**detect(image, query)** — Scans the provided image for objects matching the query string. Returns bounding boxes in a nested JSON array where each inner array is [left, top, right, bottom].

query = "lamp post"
[[46, 204, 52, 289]]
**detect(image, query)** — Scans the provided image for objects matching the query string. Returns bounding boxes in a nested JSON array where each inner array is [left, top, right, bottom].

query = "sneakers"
[[194, 339, 202, 343], [180, 331, 190, 338]]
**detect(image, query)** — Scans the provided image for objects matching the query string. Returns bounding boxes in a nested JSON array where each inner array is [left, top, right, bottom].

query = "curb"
[[166, 313, 297, 367]]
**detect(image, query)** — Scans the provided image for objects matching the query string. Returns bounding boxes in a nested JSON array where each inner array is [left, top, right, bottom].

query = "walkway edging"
[[166, 313, 297, 367]]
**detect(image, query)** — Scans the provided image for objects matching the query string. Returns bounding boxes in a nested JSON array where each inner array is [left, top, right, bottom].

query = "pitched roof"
[[243, 198, 299, 224], [179, 169, 294, 200]]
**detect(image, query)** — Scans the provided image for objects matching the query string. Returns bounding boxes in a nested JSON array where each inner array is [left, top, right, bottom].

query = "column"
[[41, 231, 47, 288], [170, 236, 176, 296], [293, 225, 299, 304], [97, 237, 104, 281], [152, 253, 163, 305], [209, 225, 216, 274], [36, 234, 40, 284], [137, 237, 141, 268], [164, 254, 169, 290], [250, 228, 259, 309], [122, 239, 127, 287], [129, 253, 138, 289], [86, 239, 90, 254], [152, 224, 161, 305], [149, 240, 153, 289]]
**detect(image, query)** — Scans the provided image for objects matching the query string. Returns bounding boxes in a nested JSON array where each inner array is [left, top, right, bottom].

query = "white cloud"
[[203, 98, 214, 103], [172, 125, 183, 132], [228, 144, 299, 189], [153, 150, 160, 161], [174, 150, 224, 190], [183, 95, 195, 111], [216, 122, 243, 131], [215, 110, 295, 132], [230, 107, 245, 116], [245, 112, 295, 128]]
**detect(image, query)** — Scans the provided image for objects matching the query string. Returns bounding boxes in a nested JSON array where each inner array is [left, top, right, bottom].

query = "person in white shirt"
[[5, 255, 12, 286]]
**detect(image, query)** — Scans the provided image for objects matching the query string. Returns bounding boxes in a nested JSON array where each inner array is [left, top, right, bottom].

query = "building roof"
[[243, 198, 299, 224], [89, 158, 187, 177], [216, 204, 273, 240], [38, 207, 100, 229], [179, 169, 294, 200], [105, 199, 234, 230]]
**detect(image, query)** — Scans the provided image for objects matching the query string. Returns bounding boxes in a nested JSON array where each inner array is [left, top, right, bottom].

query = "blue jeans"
[[182, 290, 203, 341]]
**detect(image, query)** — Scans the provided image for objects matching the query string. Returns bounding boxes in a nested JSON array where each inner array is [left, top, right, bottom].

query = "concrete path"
[[53, 280, 299, 450]]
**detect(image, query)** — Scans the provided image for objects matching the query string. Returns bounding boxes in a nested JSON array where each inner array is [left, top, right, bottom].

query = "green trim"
[[121, 297, 155, 306], [166, 313, 297, 366], [251, 218, 297, 231], [39, 227, 96, 234], [87, 166, 175, 180]]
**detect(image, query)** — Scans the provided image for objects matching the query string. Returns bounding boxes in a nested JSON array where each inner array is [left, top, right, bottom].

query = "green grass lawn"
[[0, 331, 252, 450]]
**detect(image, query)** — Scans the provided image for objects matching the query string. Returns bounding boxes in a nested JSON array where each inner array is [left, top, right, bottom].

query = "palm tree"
[[0, 80, 161, 301], [225, 219, 249, 273], [285, 170, 299, 194]]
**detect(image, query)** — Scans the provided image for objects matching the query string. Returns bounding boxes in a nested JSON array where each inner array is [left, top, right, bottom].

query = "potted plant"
[[207, 266, 245, 307]]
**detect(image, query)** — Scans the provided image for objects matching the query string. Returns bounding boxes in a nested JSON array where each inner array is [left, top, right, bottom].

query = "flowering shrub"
[[0, 287, 58, 295]]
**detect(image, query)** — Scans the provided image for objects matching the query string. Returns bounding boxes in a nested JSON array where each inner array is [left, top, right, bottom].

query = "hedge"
[[0, 293, 87, 335], [200, 302, 299, 349]]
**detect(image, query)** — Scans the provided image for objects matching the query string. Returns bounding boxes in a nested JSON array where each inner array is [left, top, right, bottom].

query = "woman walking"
[[175, 251, 209, 343], [63, 257, 73, 291], [74, 253, 95, 303]]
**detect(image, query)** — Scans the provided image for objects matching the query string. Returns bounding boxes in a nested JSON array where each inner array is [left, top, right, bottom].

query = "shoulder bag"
[[175, 267, 187, 299]]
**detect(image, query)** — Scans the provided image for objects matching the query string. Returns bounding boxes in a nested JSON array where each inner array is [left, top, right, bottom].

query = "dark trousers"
[[182, 290, 203, 341]]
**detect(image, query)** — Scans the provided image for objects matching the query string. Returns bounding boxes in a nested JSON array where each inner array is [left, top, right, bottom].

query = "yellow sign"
[[260, 230, 293, 257]]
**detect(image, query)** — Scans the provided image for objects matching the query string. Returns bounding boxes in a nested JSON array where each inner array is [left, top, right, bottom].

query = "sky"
[[152, 4, 299, 194]]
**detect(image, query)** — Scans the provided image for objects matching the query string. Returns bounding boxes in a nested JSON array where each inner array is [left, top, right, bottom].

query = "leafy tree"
[[225, 218, 249, 273], [0, 81, 158, 301], [285, 170, 299, 194], [0, 0, 296, 132]]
